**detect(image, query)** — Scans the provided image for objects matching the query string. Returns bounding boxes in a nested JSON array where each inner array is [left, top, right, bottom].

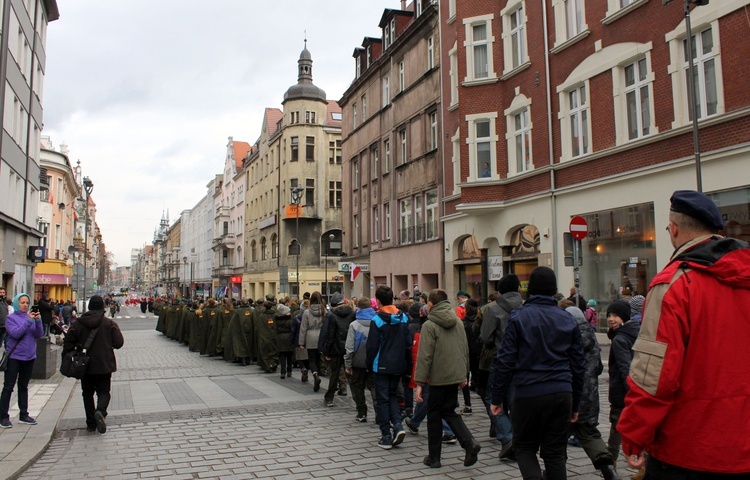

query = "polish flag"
[[350, 263, 361, 282]]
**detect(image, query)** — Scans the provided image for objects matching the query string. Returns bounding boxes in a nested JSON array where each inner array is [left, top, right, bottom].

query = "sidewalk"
[[0, 345, 77, 480]]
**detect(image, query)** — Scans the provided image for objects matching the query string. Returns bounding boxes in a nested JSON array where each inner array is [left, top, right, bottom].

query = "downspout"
[[436, 8, 446, 290], [541, 0, 558, 268]]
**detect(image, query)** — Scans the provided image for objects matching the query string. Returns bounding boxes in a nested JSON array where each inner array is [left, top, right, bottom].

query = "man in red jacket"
[[618, 190, 750, 476]]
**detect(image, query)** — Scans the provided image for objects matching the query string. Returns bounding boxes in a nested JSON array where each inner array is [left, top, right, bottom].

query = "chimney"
[[401, 0, 406, 10]]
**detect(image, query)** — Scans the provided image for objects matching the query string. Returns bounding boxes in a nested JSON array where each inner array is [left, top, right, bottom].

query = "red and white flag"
[[350, 263, 361, 282]]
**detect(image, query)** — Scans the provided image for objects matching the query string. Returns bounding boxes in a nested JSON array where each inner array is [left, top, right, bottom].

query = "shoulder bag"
[[0, 342, 19, 372], [60, 327, 99, 379]]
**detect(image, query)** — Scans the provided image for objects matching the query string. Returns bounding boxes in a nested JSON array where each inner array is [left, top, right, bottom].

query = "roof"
[[324, 101, 342, 128], [232, 141, 251, 170], [265, 108, 283, 137]]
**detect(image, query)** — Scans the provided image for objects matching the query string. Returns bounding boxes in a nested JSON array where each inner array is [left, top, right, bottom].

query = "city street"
[[14, 305, 627, 479]]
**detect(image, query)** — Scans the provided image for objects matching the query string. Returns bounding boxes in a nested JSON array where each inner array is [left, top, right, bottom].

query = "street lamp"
[[663, 0, 709, 192], [81, 176, 94, 312], [324, 233, 334, 304], [291, 186, 304, 297], [183, 255, 194, 301]]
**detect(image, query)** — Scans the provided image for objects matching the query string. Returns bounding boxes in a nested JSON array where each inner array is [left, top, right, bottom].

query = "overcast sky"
[[43, 1, 393, 268]]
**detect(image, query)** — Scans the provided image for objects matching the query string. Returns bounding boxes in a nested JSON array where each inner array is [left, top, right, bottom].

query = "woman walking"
[[299, 291, 326, 392], [1, 293, 44, 428]]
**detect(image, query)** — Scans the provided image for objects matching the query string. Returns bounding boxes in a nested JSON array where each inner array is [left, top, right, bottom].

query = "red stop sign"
[[569, 216, 588, 240]]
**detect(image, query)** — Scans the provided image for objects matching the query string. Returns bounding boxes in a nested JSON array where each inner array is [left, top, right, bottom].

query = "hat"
[[330, 292, 344, 307], [419, 304, 429, 318], [408, 302, 425, 320], [276, 304, 291, 317], [527, 266, 557, 296], [629, 295, 645, 316], [88, 295, 105, 311], [265, 294, 275, 302], [670, 190, 724, 231], [587, 299, 597, 307], [498, 274, 520, 294], [456, 290, 470, 299], [467, 298, 479, 309], [607, 300, 631, 322]]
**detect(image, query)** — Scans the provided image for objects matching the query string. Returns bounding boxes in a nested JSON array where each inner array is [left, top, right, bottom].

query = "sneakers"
[[499, 440, 514, 461], [463, 440, 481, 467], [404, 418, 419, 435], [313, 373, 321, 392], [461, 406, 473, 415], [324, 399, 335, 407], [18, 415, 37, 425], [0, 418, 12, 428], [442, 434, 457, 444], [355, 415, 367, 423], [378, 435, 393, 450], [280, 374, 286, 379], [337, 389, 347, 396], [423, 456, 442, 468], [94, 411, 107, 434], [392, 429, 406, 447], [567, 435, 581, 447]]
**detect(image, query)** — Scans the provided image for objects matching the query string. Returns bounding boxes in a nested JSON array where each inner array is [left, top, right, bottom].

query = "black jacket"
[[63, 310, 124, 375], [608, 317, 641, 408], [323, 305, 355, 357]]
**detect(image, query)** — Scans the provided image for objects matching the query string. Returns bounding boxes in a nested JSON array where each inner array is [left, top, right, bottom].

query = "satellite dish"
[[68, 245, 75, 254]]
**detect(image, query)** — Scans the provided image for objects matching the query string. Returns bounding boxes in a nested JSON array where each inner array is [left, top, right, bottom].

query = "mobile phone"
[[30, 305, 40, 313]]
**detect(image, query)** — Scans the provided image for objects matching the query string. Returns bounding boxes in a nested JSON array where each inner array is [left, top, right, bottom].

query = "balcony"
[[212, 233, 235, 249], [282, 204, 320, 221], [216, 206, 230, 219], [212, 263, 235, 277]]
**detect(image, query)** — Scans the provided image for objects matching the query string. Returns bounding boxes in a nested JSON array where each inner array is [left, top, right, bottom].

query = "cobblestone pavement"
[[17, 311, 636, 480]]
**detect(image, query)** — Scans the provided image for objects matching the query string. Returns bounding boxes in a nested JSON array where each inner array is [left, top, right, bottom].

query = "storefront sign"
[[230, 276, 242, 283], [259, 215, 276, 229], [338, 262, 369, 273], [488, 256, 503, 281], [34, 274, 72, 285]]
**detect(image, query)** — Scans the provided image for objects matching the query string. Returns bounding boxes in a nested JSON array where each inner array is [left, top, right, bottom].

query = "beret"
[[456, 290, 470, 298], [670, 190, 724, 231]]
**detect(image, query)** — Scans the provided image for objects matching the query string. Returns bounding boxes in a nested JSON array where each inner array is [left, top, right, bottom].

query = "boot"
[[600, 464, 619, 480], [240, 357, 248, 366], [301, 368, 309, 383]]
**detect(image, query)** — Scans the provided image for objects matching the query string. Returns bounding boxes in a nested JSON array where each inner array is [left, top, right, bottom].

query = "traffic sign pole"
[[569, 216, 588, 302]]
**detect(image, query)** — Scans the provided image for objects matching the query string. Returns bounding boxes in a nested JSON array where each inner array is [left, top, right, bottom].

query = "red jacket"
[[619, 236, 750, 473]]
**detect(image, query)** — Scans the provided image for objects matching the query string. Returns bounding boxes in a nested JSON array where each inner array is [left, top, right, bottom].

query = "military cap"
[[670, 190, 724, 231]]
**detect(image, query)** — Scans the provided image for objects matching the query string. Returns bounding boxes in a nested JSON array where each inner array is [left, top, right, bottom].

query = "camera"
[[30, 305, 40, 313]]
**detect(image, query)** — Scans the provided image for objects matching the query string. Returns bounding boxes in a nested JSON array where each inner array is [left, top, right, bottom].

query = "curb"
[[0, 376, 77, 480]]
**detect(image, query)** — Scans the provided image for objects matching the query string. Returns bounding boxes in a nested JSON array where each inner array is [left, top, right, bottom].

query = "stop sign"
[[569, 216, 588, 240]]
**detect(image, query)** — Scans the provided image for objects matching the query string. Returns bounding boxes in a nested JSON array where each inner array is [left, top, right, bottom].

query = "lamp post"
[[81, 176, 94, 312], [324, 233, 334, 304], [663, 0, 709, 192], [291, 186, 304, 297]]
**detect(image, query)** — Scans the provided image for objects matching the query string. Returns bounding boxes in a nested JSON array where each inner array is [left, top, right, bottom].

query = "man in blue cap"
[[618, 190, 750, 476]]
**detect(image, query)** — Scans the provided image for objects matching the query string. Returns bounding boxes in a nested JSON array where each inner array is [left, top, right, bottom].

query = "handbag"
[[0, 342, 19, 372], [60, 327, 99, 379]]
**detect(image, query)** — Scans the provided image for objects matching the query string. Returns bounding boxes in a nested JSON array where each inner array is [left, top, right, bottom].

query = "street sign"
[[569, 216, 588, 241]]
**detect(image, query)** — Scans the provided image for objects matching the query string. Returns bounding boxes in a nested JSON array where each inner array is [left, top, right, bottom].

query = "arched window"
[[251, 240, 257, 262], [271, 233, 279, 258], [261, 237, 267, 260]]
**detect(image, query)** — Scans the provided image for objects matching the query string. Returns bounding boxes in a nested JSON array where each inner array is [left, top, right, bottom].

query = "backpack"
[[352, 328, 368, 369]]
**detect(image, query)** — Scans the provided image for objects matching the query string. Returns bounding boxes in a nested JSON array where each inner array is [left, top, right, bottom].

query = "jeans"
[[279, 351, 293, 375], [485, 362, 514, 444], [374, 374, 402, 437], [81, 373, 112, 429], [324, 356, 344, 401], [410, 384, 452, 435], [1, 357, 35, 420], [348, 367, 375, 418], [607, 405, 623, 461], [426, 384, 474, 460], [307, 349, 320, 375], [513, 391, 572, 480]]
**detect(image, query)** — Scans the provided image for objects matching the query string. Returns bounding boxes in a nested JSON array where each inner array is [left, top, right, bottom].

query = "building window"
[[291, 136, 299, 161], [429, 111, 438, 151], [383, 139, 391, 174], [305, 111, 316, 124], [290, 111, 299, 124], [623, 57, 652, 140], [251, 240, 257, 262], [356, 56, 361, 78], [260, 237, 267, 261], [425, 189, 438, 240], [416, 0, 423, 16], [371, 144, 379, 178], [399, 61, 405, 92], [511, 109, 532, 175], [384, 22, 391, 49], [373, 205, 380, 243], [399, 128, 407, 165], [305, 178, 315, 206], [449, 42, 458, 107], [448, 0, 456, 20], [466, 113, 498, 181], [382, 76, 390, 106], [565, 0, 584, 38], [329, 181, 342, 208], [271, 234, 279, 258], [567, 84, 590, 158], [367, 46, 371, 67], [451, 128, 461, 194], [684, 27, 718, 121], [329, 140, 342, 164], [553, 0, 587, 48], [384, 202, 391, 240], [390, 18, 396, 45], [353, 102, 357, 128], [427, 36, 435, 70], [414, 194, 423, 242], [306, 136, 315, 161], [361, 94, 367, 121], [353, 214, 360, 247], [503, 2, 528, 73], [463, 15, 495, 82], [353, 158, 359, 188], [399, 198, 413, 245]]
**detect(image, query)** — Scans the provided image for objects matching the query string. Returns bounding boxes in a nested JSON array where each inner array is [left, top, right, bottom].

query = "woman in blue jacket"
[[0, 293, 44, 428]]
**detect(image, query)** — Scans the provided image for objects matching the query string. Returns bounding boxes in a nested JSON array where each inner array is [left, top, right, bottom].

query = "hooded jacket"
[[365, 305, 411, 375], [567, 307, 603, 425], [607, 318, 640, 408], [414, 300, 469, 386], [323, 304, 355, 357], [299, 304, 324, 349], [619, 236, 750, 473], [63, 309, 124, 374], [480, 291, 524, 353], [4, 296, 44, 361], [345, 307, 375, 370]]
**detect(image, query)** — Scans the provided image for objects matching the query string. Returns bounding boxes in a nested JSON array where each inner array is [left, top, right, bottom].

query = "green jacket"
[[415, 300, 469, 387]]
